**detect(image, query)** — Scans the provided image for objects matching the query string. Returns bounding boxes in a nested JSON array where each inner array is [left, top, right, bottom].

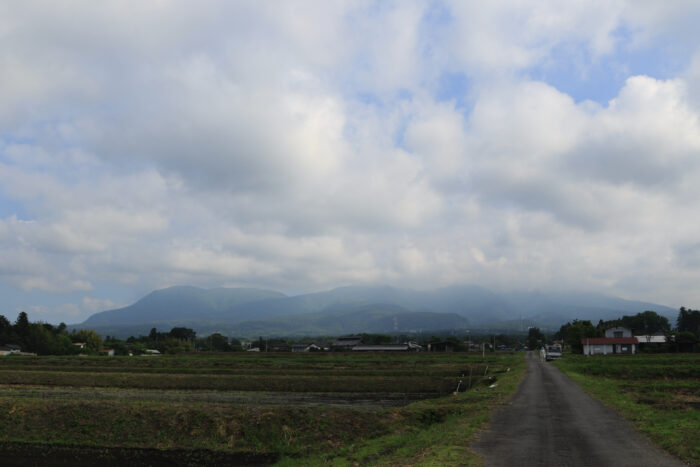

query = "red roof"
[[580, 338, 638, 345]]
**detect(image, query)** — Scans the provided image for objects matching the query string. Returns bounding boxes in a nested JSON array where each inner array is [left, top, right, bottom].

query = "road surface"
[[471, 352, 685, 467]]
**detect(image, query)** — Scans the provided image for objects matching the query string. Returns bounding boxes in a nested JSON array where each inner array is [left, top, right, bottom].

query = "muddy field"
[[0, 384, 434, 410], [0, 352, 523, 465]]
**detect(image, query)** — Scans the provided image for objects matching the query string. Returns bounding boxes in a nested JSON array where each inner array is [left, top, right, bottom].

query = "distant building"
[[0, 344, 21, 356], [427, 341, 457, 352], [331, 336, 363, 351], [269, 344, 291, 352], [407, 341, 424, 351], [291, 343, 325, 352], [581, 327, 638, 355]]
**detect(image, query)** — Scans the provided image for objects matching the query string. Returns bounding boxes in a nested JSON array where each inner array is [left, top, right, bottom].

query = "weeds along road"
[[471, 352, 685, 467]]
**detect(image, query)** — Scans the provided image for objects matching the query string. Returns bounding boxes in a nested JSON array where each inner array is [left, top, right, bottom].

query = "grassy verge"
[[554, 354, 699, 466], [276, 354, 526, 466]]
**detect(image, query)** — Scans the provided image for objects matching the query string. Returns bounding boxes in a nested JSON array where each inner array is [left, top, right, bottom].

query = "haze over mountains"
[[78, 285, 676, 338]]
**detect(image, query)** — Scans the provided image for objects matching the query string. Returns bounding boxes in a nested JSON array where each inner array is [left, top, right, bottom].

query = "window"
[[614, 331, 623, 338]]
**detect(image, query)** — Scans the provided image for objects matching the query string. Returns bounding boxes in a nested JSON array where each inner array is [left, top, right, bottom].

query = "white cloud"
[[81, 297, 118, 313], [1, 2, 700, 323]]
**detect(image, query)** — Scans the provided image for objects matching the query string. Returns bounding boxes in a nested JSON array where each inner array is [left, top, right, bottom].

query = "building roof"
[[351, 344, 409, 351], [331, 337, 362, 346], [581, 337, 638, 345]]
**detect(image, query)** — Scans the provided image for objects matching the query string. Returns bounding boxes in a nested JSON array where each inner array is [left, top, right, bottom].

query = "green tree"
[[70, 329, 104, 354], [527, 327, 545, 350], [14, 311, 29, 335], [157, 336, 192, 354], [21, 324, 73, 355], [620, 311, 670, 334], [169, 327, 196, 341], [0, 315, 16, 344], [208, 333, 231, 351], [109, 341, 129, 356], [677, 307, 700, 337], [559, 320, 600, 354], [229, 337, 243, 352], [130, 342, 146, 355]]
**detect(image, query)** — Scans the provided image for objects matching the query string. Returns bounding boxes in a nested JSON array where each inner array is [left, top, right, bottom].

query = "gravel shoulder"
[[471, 352, 686, 467]]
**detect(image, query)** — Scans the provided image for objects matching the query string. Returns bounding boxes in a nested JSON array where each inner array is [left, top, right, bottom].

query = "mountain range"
[[77, 285, 678, 338]]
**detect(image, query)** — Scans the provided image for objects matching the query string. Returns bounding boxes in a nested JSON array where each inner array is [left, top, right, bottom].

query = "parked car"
[[545, 345, 562, 361]]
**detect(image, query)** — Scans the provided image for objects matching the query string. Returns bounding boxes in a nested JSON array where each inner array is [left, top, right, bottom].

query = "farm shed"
[[581, 337, 638, 355], [634, 333, 667, 351], [634, 335, 666, 344], [331, 336, 363, 351]]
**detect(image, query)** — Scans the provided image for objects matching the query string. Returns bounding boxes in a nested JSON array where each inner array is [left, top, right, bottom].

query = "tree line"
[[3, 308, 697, 356], [0, 312, 214, 355], [556, 308, 699, 353], [0, 312, 103, 355]]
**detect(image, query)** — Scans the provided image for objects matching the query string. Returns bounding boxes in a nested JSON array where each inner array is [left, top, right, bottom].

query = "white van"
[[545, 345, 562, 361]]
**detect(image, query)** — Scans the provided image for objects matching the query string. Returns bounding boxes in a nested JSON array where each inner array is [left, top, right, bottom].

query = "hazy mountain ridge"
[[82, 286, 288, 326], [77, 284, 677, 338]]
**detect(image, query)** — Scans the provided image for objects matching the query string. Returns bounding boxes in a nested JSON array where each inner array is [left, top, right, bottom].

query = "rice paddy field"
[[554, 353, 700, 466], [0, 352, 526, 466]]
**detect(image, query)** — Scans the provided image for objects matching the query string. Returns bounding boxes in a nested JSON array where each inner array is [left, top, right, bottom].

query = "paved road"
[[471, 352, 686, 467]]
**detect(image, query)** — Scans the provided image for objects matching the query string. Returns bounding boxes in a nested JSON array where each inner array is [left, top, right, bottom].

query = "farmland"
[[554, 354, 700, 465], [0, 352, 525, 466]]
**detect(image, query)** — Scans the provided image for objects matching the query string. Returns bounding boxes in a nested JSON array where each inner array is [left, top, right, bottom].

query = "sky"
[[2, 1, 700, 324]]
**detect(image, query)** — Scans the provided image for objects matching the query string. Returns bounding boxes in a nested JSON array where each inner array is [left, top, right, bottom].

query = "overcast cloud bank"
[[1, 1, 700, 323]]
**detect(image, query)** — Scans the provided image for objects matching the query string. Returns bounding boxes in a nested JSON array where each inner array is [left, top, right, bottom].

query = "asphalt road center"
[[471, 352, 685, 467]]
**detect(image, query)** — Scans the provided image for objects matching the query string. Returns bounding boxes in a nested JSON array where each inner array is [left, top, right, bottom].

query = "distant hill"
[[76, 284, 677, 338], [81, 286, 287, 327]]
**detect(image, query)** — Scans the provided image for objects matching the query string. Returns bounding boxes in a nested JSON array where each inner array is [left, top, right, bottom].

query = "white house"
[[581, 327, 638, 355]]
